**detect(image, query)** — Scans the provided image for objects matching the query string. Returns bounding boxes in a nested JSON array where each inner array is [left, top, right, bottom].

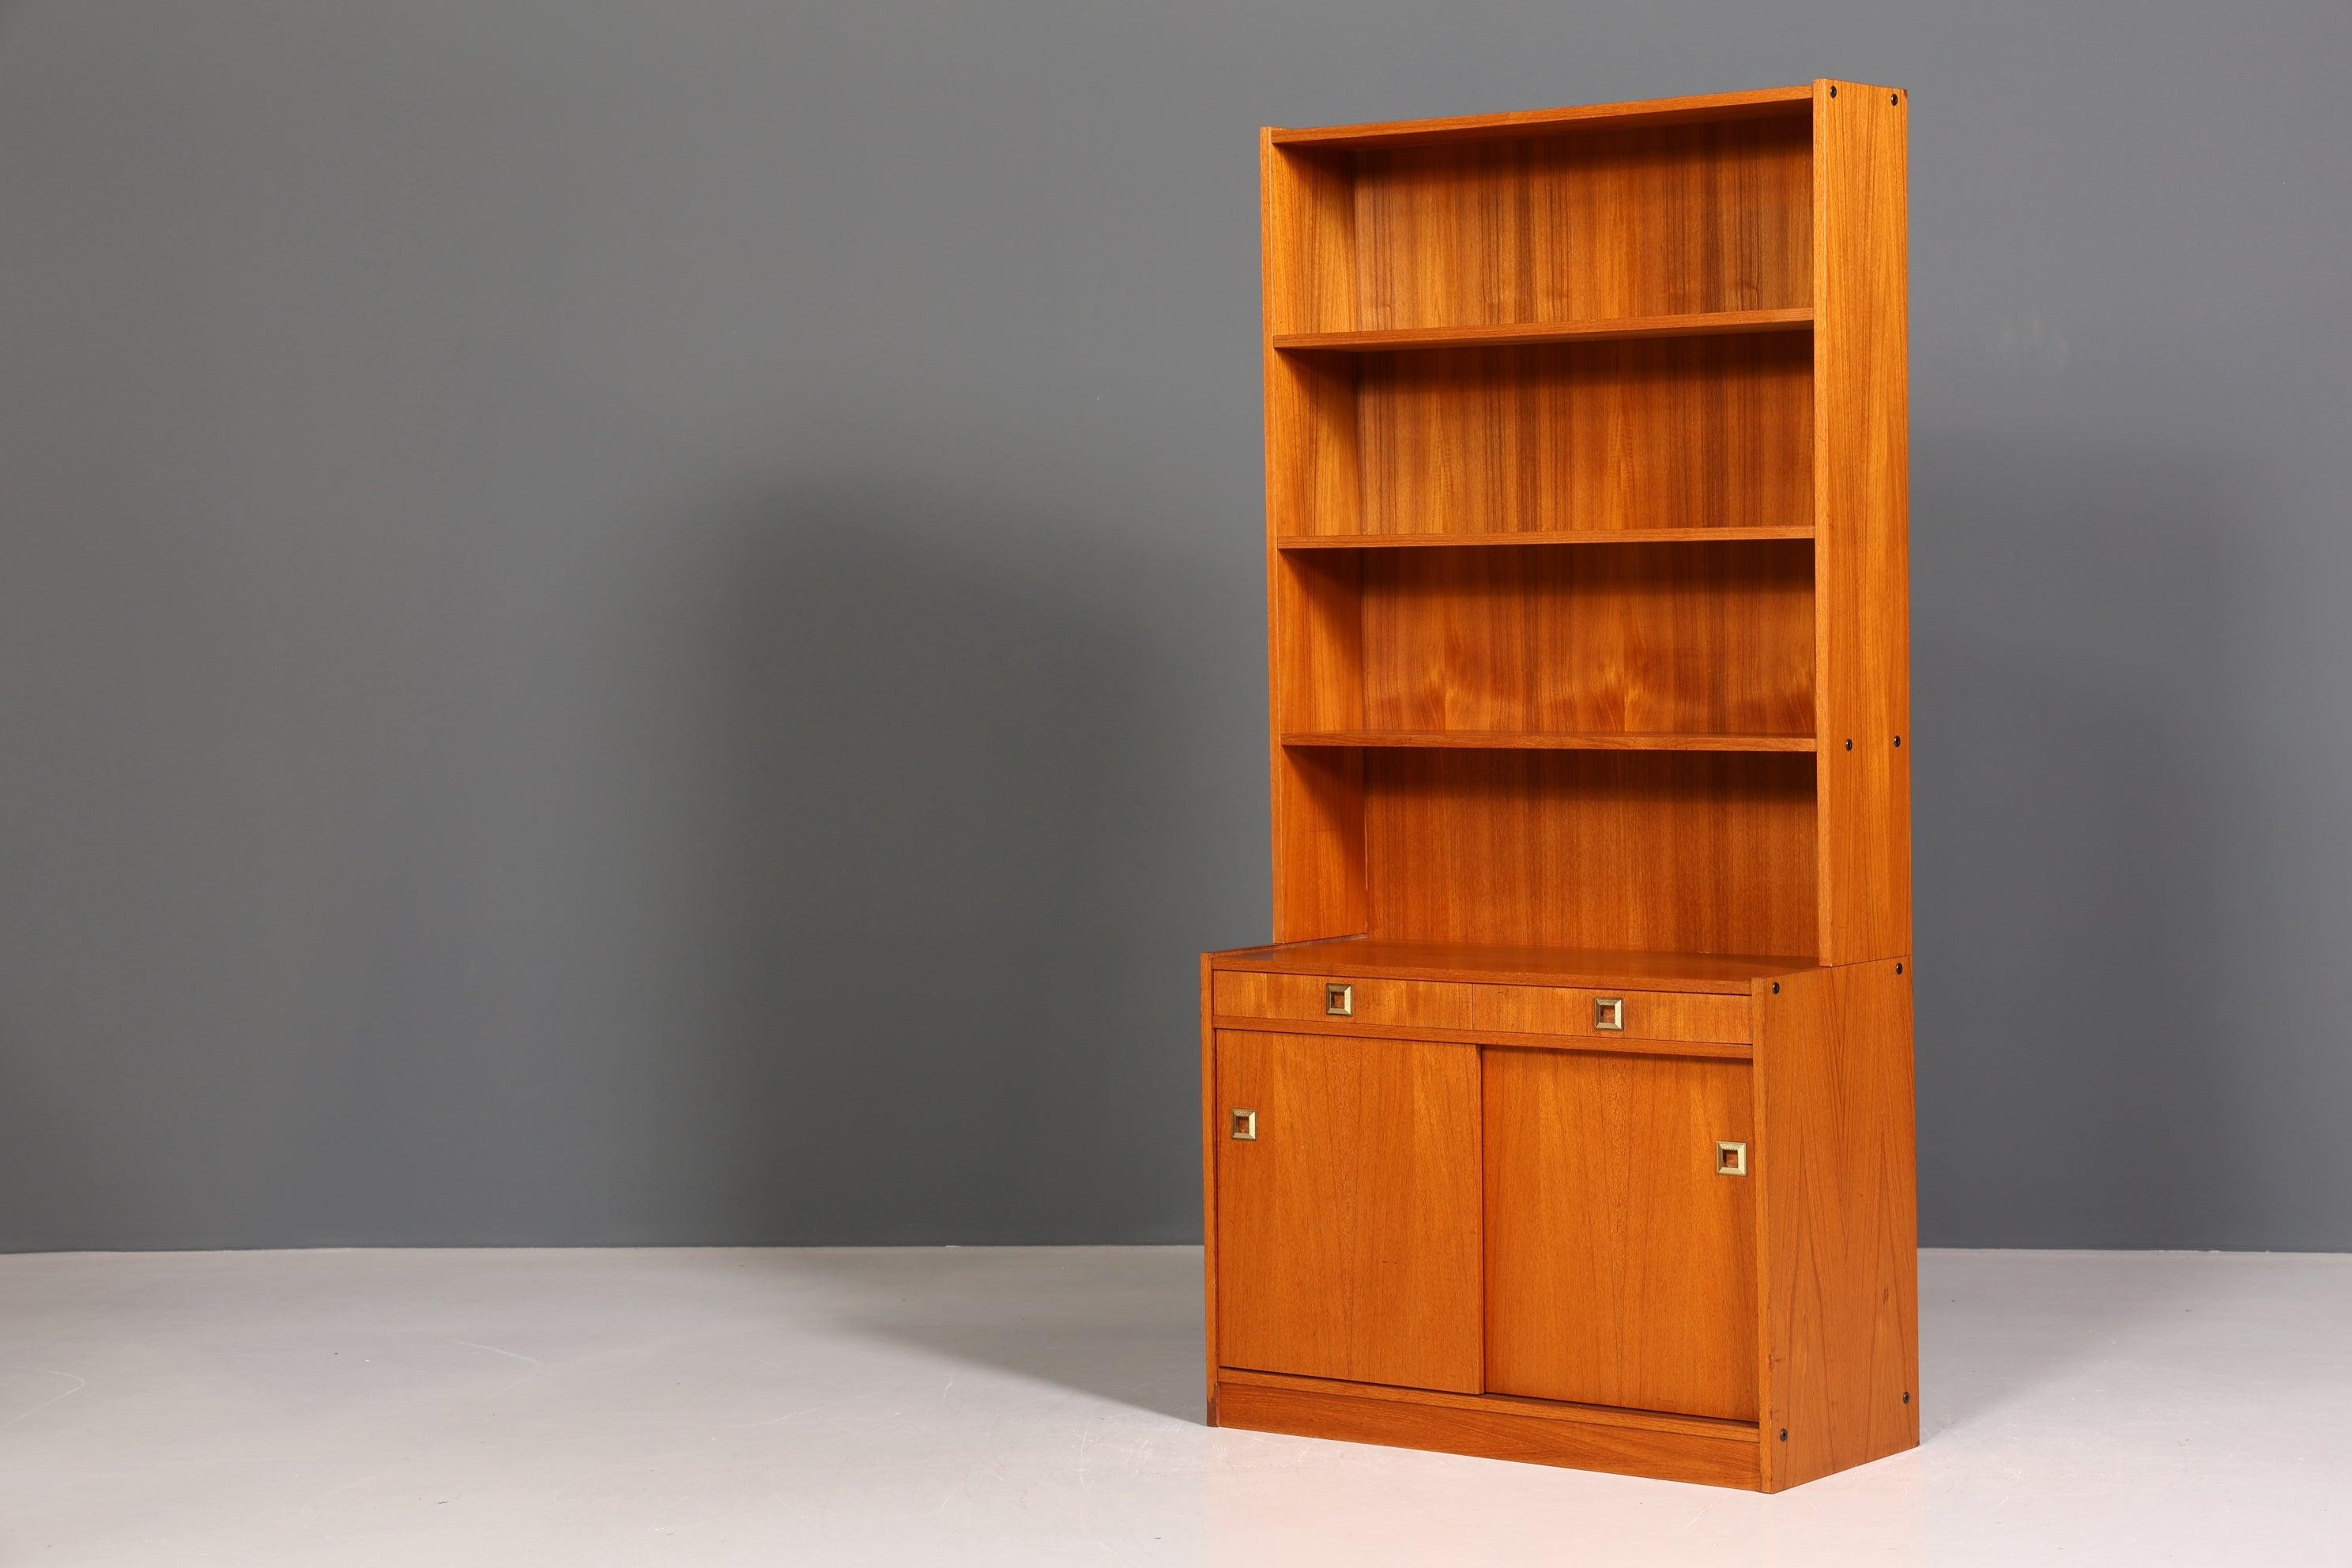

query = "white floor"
[[0, 1249, 2346, 1566]]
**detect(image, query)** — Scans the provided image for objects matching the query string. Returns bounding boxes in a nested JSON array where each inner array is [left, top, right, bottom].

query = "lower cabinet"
[[1215, 1031, 1757, 1422], [1214, 1029, 1482, 1393]]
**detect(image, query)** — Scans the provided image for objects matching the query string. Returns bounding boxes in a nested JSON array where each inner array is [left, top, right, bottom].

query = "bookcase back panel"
[[1342, 119, 1811, 333], [1359, 751, 1818, 954], [1353, 336, 1811, 537], [1359, 541, 1814, 737]]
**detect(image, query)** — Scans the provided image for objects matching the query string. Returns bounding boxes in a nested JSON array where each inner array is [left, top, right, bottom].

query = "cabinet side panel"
[[1755, 959, 1918, 1490], [1200, 955, 1220, 1423], [1265, 137, 1367, 939], [1811, 82, 1912, 962]]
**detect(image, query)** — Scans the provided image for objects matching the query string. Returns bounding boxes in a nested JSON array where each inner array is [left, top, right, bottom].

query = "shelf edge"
[[1276, 527, 1816, 550], [1272, 307, 1812, 353], [1281, 730, 1821, 754]]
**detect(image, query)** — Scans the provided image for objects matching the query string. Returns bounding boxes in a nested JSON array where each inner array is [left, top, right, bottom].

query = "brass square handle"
[[1231, 1108, 1258, 1140], [1324, 982, 1353, 1017], [1717, 1140, 1748, 1177], [1593, 996, 1625, 1031]]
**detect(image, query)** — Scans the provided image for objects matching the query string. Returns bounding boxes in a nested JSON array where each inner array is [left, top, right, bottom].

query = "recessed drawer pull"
[[1716, 1140, 1748, 1177], [1231, 1108, 1259, 1140], [1324, 982, 1354, 1017], [1593, 997, 1625, 1031]]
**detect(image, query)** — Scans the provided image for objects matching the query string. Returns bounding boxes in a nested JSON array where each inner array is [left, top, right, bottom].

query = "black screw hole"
[[1894, 735, 1903, 747], [1902, 1392, 1911, 1404], [1894, 963, 1903, 975], [1779, 1429, 1788, 1441], [1828, 85, 1837, 97], [1890, 92, 1899, 105], [1771, 982, 1781, 994], [1845, 738, 1854, 751]]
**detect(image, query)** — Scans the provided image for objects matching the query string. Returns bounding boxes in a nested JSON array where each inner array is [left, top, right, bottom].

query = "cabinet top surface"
[[1206, 937, 1821, 993], [1265, 81, 1898, 150]]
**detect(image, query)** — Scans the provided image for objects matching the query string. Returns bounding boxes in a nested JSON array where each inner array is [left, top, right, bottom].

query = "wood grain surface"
[[1216, 1380, 1761, 1488], [1352, 336, 1813, 537], [1209, 937, 1817, 993], [1811, 81, 1913, 962], [1484, 1049, 1759, 1419], [1360, 750, 1819, 955], [1347, 119, 1811, 330], [1271, 85, 1811, 149], [1358, 539, 1814, 740], [1215, 1031, 1483, 1393], [1755, 957, 1918, 1489]]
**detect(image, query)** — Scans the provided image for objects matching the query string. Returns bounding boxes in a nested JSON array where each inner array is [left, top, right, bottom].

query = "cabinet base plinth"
[[1214, 1377, 1765, 1490]]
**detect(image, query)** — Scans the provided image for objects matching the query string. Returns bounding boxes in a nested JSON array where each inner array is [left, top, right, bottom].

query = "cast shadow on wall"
[[671, 476, 1242, 1254]]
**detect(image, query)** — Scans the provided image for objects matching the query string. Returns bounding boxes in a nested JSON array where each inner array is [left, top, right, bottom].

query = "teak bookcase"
[[1199, 81, 1914, 1492]]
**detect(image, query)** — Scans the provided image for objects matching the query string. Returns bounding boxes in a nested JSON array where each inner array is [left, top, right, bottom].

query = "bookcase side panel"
[[1810, 82, 1913, 963]]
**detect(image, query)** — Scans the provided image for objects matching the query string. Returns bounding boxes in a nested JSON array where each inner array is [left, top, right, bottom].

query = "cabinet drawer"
[[1212, 971, 1476, 1030], [1471, 985, 1751, 1044]]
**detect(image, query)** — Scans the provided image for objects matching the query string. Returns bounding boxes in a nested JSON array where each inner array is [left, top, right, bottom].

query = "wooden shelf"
[[1209, 937, 1819, 994], [1278, 526, 1815, 551], [1268, 85, 1815, 149], [1283, 729, 1818, 754], [1272, 307, 1811, 354]]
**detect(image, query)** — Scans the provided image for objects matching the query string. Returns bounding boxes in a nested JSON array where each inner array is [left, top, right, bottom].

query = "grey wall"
[[2, 2, 2346, 1252]]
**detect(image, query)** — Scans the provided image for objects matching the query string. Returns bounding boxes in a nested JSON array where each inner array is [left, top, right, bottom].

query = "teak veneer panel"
[[1484, 1050, 1759, 1421], [1211, 971, 1476, 1030], [1285, 730, 1816, 753], [1812, 81, 1913, 963], [1223, 1367, 1755, 1440], [1208, 1014, 1754, 1062], [1270, 85, 1812, 149], [1277, 526, 1817, 548], [1358, 540, 1815, 740], [1198, 956, 1221, 1419], [1351, 336, 1814, 538], [1273, 307, 1810, 352], [1361, 750, 1819, 956], [1345, 119, 1812, 331], [1214, 974, 1750, 1046], [1216, 1379, 1761, 1490], [1215, 1030, 1483, 1393], [1212, 937, 1817, 993], [1755, 959, 1919, 1490], [1469, 985, 1750, 1043]]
